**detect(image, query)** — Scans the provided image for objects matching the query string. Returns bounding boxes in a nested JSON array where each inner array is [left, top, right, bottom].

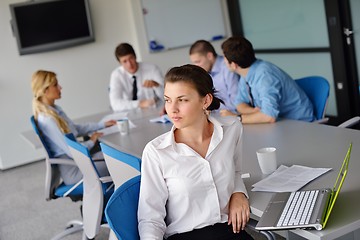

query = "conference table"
[[99, 108, 360, 240]]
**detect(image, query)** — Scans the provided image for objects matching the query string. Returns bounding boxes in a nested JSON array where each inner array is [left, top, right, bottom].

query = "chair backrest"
[[100, 142, 141, 190], [105, 175, 141, 240], [30, 116, 83, 201], [295, 76, 330, 121], [64, 133, 112, 239]]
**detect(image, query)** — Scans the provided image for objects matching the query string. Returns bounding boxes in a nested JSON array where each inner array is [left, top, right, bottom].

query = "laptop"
[[256, 143, 352, 231]]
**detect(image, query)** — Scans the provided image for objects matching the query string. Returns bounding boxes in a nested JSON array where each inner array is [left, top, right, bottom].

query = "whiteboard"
[[141, 0, 226, 52]]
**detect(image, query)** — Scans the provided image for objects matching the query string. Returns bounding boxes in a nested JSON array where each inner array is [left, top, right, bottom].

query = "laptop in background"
[[256, 143, 352, 231]]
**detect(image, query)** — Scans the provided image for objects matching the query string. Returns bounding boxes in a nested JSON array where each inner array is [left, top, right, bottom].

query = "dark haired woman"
[[138, 64, 253, 239]]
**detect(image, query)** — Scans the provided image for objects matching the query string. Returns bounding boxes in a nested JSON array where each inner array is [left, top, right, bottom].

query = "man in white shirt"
[[109, 43, 164, 112]]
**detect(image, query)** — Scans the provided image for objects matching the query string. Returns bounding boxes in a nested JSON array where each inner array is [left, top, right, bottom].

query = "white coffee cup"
[[256, 147, 277, 174], [117, 119, 129, 135]]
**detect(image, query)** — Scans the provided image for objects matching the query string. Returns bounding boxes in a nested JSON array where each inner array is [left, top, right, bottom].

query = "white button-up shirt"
[[138, 116, 248, 239], [109, 62, 164, 112]]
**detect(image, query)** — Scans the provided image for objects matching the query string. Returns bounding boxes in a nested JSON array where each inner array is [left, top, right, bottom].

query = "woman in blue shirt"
[[31, 70, 116, 185]]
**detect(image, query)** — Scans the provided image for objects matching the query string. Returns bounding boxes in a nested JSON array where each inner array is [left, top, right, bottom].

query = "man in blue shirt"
[[190, 40, 240, 113], [220, 36, 314, 124]]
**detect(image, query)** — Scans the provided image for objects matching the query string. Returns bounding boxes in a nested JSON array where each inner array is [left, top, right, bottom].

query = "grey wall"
[[0, 0, 230, 169]]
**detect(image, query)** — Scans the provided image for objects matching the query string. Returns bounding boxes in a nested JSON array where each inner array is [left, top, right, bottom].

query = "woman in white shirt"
[[31, 70, 116, 185], [138, 64, 253, 240]]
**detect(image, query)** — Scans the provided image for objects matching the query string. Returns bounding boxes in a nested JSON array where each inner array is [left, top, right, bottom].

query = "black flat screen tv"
[[9, 0, 95, 55]]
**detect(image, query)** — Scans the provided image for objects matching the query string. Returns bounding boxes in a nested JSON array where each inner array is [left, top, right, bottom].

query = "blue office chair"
[[105, 175, 141, 240], [100, 142, 141, 190], [295, 76, 330, 123], [30, 116, 84, 240], [105, 174, 275, 240], [64, 134, 114, 239]]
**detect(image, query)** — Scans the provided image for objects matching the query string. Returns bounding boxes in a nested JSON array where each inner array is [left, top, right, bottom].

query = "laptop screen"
[[323, 143, 352, 227]]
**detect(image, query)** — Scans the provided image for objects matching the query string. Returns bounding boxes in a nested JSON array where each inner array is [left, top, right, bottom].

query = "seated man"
[[220, 36, 314, 124], [189, 40, 240, 113], [109, 43, 164, 112]]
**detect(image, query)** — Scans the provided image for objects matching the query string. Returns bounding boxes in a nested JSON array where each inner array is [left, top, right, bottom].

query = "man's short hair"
[[115, 43, 136, 61], [221, 36, 256, 68], [189, 40, 217, 57]]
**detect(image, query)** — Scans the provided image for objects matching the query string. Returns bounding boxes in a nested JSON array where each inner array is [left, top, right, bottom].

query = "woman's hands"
[[105, 120, 116, 127], [90, 132, 103, 143], [228, 192, 250, 233], [89, 120, 116, 143]]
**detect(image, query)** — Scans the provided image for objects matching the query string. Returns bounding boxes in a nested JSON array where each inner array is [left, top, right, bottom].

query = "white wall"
[[0, 0, 230, 169]]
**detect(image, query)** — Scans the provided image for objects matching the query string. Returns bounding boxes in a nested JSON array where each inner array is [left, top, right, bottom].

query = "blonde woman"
[[31, 70, 116, 185]]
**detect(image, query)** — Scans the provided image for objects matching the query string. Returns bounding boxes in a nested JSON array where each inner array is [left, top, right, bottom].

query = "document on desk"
[[99, 112, 128, 123], [96, 120, 136, 136], [149, 114, 171, 123], [252, 165, 331, 192]]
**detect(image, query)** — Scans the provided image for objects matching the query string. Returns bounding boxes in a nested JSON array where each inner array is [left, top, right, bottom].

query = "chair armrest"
[[99, 176, 114, 192], [99, 175, 112, 183], [247, 218, 276, 240], [338, 116, 360, 128], [49, 157, 77, 166]]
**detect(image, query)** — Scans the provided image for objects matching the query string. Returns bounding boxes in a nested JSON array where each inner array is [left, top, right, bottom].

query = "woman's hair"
[[221, 36, 256, 68], [164, 64, 223, 111], [31, 70, 70, 133]]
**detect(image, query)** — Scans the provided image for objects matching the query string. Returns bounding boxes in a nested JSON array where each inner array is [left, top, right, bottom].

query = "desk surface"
[[101, 111, 360, 240]]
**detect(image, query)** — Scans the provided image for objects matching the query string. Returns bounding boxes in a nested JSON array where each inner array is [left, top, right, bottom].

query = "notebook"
[[256, 143, 352, 231]]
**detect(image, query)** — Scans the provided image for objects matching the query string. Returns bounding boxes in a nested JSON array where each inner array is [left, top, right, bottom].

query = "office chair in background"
[[30, 116, 84, 240], [100, 142, 141, 190], [295, 76, 330, 123], [64, 134, 114, 240]]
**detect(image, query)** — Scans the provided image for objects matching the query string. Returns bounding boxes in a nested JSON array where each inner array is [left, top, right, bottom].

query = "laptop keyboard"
[[277, 190, 319, 227]]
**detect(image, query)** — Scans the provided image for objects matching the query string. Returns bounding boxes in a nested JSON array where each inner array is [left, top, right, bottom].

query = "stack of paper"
[[252, 165, 331, 192], [99, 112, 128, 123], [149, 114, 171, 123]]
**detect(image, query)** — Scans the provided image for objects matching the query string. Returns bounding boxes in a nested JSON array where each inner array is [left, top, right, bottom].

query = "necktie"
[[245, 81, 254, 107], [132, 76, 138, 100]]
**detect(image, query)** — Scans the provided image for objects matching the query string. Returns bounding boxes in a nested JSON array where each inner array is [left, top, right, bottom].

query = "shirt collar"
[[155, 115, 226, 156], [246, 58, 261, 81], [210, 56, 223, 75]]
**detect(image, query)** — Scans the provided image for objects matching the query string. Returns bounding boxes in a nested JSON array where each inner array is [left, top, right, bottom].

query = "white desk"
[[241, 120, 360, 240], [99, 112, 360, 240], [100, 116, 171, 159]]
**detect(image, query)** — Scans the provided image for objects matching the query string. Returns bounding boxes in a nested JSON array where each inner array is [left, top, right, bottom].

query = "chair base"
[[51, 220, 84, 240]]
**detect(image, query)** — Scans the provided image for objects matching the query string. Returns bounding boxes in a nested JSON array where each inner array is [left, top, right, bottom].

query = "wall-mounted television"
[[9, 0, 95, 55]]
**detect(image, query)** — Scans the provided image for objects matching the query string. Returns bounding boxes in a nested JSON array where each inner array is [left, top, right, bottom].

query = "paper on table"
[[149, 114, 171, 123], [252, 165, 332, 192], [99, 112, 128, 123], [96, 120, 136, 136]]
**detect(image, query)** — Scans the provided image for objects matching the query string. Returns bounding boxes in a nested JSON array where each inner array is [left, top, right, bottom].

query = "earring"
[[203, 107, 209, 115]]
